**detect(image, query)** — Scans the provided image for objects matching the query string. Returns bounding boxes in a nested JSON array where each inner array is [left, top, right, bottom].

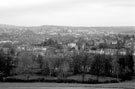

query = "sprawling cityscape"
[[1, 0, 135, 88], [0, 25, 135, 85]]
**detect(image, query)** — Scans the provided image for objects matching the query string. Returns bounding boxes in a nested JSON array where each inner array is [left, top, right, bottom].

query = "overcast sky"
[[0, 0, 135, 26]]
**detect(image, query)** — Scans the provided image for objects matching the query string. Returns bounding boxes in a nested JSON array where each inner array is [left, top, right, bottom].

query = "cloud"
[[105, 0, 135, 7], [0, 0, 135, 26], [0, 0, 83, 18]]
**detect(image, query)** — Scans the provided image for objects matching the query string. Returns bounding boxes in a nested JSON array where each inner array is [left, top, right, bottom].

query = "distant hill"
[[0, 24, 135, 33], [0, 24, 135, 44]]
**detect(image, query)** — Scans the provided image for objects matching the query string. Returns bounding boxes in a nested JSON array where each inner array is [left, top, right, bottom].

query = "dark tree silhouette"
[[0, 49, 15, 77], [118, 53, 134, 80], [91, 54, 103, 82]]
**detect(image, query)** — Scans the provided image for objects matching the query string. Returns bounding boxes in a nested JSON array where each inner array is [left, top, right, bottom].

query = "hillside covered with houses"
[[0, 25, 135, 83]]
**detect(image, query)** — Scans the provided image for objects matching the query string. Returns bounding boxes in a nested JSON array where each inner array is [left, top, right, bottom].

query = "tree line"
[[0, 47, 134, 82]]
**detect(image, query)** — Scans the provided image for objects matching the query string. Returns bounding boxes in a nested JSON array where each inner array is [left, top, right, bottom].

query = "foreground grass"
[[1, 74, 134, 89], [0, 82, 135, 89]]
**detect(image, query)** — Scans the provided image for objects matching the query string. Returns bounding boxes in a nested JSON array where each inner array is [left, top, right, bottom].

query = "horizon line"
[[1, 23, 135, 28]]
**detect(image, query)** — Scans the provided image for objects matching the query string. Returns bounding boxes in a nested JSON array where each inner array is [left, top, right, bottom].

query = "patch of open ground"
[[67, 74, 118, 82], [6, 74, 118, 82]]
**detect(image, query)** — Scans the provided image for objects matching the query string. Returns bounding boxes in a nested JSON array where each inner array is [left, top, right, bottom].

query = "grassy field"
[[67, 74, 118, 82], [0, 82, 135, 89], [6, 74, 118, 82], [1, 74, 134, 89]]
